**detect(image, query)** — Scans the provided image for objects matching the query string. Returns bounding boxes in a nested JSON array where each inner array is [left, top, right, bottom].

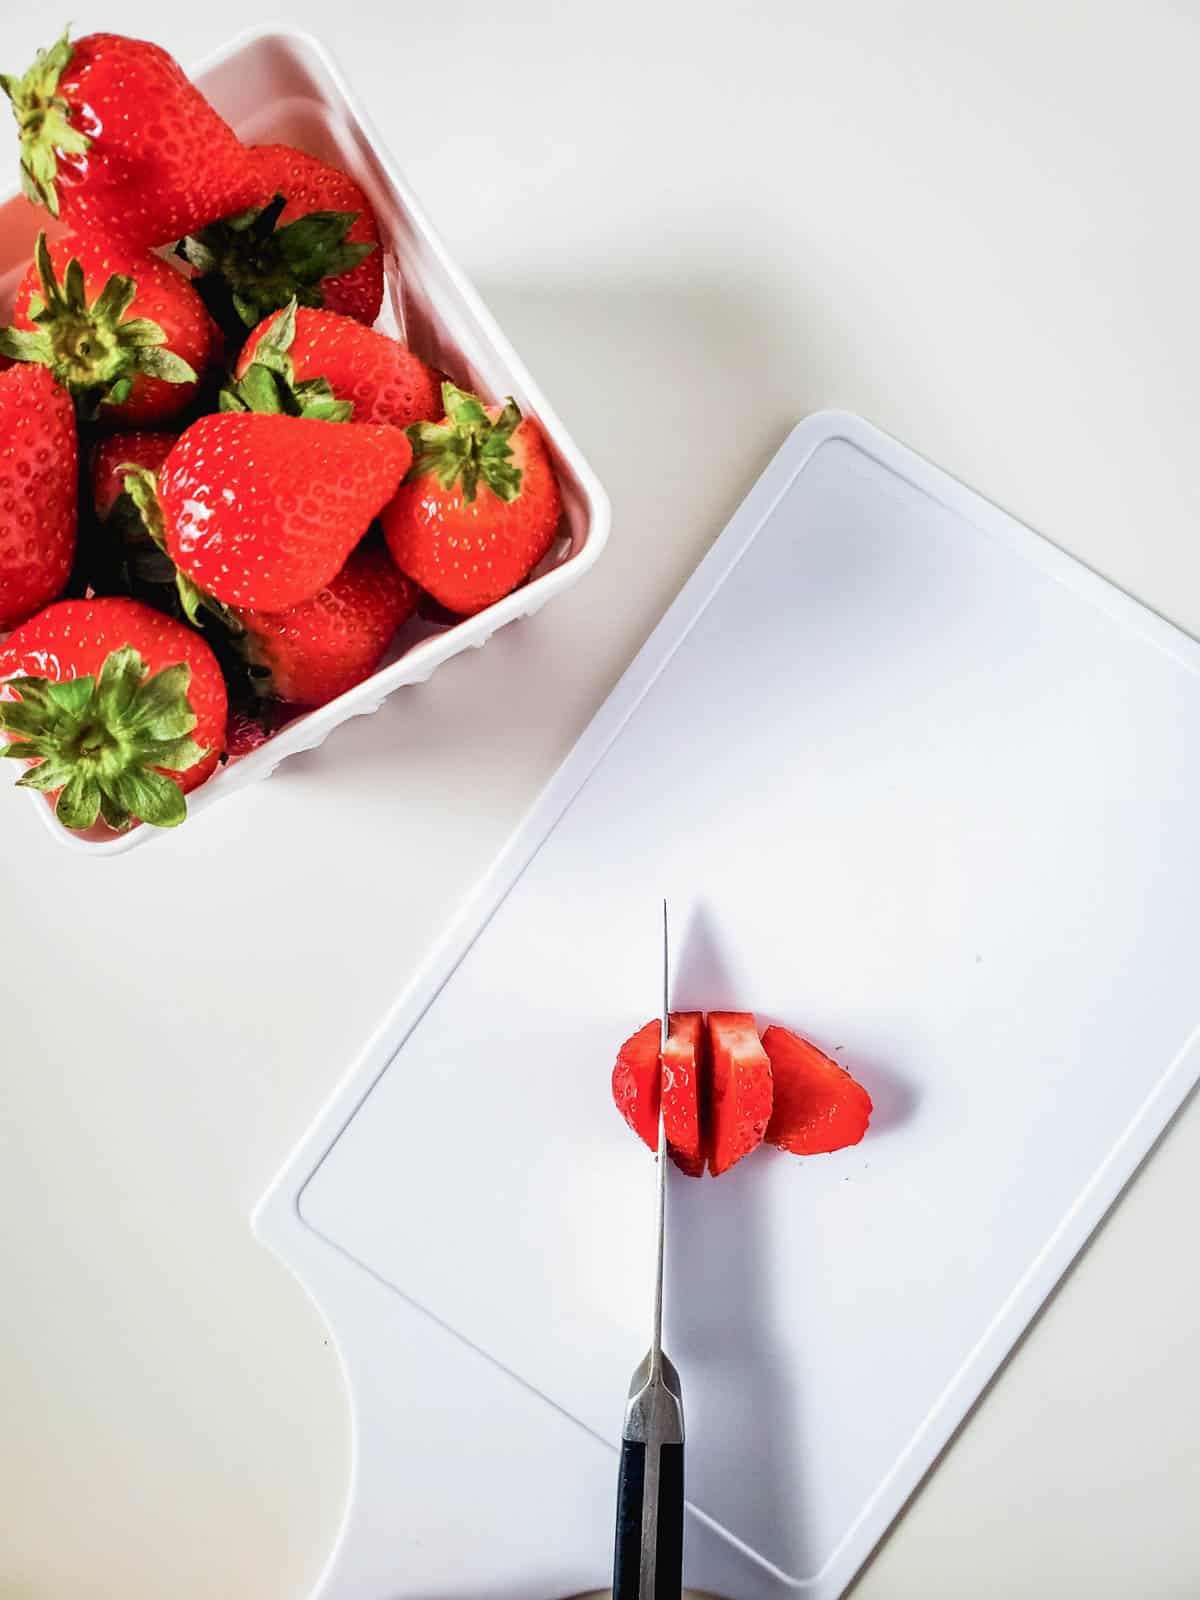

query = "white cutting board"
[[256, 411, 1200, 1600]]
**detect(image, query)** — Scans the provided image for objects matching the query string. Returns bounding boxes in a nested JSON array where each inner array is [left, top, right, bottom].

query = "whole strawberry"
[[0, 597, 227, 831], [157, 413, 412, 609], [0, 364, 77, 630], [182, 143, 383, 331], [381, 383, 563, 614], [88, 431, 180, 607], [0, 30, 261, 248], [91, 432, 177, 521], [233, 542, 417, 709], [1, 233, 209, 424], [233, 303, 442, 430]]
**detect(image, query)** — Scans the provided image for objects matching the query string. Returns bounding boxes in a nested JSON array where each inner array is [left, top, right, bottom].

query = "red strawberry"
[[707, 1013, 773, 1177], [181, 143, 383, 330], [761, 1026, 873, 1155], [91, 432, 177, 521], [0, 597, 227, 831], [0, 364, 76, 630], [381, 384, 563, 614], [157, 413, 412, 610], [0, 30, 260, 248], [86, 431, 179, 607], [233, 542, 417, 709], [225, 708, 272, 759], [612, 1019, 660, 1151], [0, 233, 209, 425], [236, 305, 442, 430], [662, 1012, 707, 1176], [611, 1013, 707, 1177]]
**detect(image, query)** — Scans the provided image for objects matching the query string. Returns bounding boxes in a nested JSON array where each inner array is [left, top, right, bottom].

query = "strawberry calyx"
[[0, 234, 197, 421], [0, 29, 89, 220], [0, 646, 208, 830], [218, 298, 352, 421], [406, 382, 523, 505], [180, 195, 377, 333]]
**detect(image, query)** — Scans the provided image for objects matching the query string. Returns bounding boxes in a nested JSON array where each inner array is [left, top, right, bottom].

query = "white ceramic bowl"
[[0, 27, 610, 855]]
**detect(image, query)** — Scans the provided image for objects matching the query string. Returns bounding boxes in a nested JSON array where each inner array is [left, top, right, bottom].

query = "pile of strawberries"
[[613, 1014, 873, 1177], [0, 30, 563, 834]]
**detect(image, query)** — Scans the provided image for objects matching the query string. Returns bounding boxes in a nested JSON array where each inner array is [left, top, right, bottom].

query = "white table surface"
[[1, 3, 1197, 1597]]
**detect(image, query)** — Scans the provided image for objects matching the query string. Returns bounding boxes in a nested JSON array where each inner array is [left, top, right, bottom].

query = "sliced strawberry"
[[612, 1019, 659, 1151], [662, 1012, 706, 1176], [762, 1026, 873, 1155], [707, 1012, 773, 1177]]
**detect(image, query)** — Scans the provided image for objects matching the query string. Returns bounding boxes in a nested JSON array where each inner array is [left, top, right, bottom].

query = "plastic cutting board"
[[257, 411, 1200, 1599]]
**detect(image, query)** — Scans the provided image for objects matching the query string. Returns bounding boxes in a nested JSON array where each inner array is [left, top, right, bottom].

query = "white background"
[[1, 3, 1198, 1597]]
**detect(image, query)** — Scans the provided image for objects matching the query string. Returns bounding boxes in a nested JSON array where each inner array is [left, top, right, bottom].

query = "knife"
[[613, 899, 686, 1599]]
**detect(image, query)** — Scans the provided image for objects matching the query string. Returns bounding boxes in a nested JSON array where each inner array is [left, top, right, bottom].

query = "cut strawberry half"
[[610, 1013, 706, 1178], [762, 1026, 873, 1154], [611, 1020, 659, 1152], [707, 1012, 773, 1176], [662, 1012, 706, 1176]]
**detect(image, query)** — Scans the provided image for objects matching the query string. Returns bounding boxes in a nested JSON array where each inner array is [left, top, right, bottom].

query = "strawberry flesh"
[[707, 1012, 773, 1176], [762, 1026, 873, 1155], [662, 1012, 706, 1176]]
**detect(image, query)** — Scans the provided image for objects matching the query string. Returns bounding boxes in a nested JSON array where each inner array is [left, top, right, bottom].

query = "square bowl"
[[0, 26, 610, 855]]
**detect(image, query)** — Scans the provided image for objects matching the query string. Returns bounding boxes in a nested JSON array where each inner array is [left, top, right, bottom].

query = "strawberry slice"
[[611, 1020, 659, 1151], [707, 1012, 773, 1176], [662, 1012, 706, 1177], [762, 1025, 873, 1154]]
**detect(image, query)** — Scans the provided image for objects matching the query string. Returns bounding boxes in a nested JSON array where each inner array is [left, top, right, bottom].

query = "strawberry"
[[612, 1020, 660, 1151], [155, 413, 412, 610], [91, 432, 176, 521], [181, 143, 383, 331], [662, 1012, 707, 1176], [234, 303, 442, 430], [611, 1013, 707, 1177], [381, 384, 563, 614], [0, 364, 77, 630], [86, 431, 180, 608], [0, 597, 226, 831], [761, 1026, 873, 1155], [232, 542, 417, 709], [707, 1013, 773, 1177], [0, 233, 209, 425], [224, 708, 272, 759], [0, 30, 260, 249]]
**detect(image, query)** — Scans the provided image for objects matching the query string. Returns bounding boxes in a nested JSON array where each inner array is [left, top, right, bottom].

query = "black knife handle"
[[613, 1439, 685, 1599]]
